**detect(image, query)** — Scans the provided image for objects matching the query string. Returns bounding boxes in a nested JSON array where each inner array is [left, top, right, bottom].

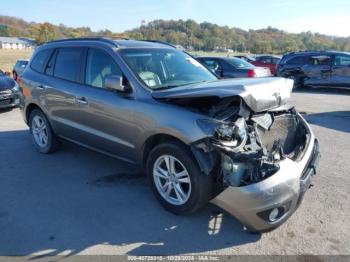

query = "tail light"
[[248, 69, 256, 78]]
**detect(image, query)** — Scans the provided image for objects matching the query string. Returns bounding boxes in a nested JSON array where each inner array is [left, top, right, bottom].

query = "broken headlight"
[[197, 117, 247, 149]]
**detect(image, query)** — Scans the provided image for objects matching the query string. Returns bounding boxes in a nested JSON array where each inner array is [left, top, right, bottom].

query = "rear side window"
[[30, 49, 52, 73], [286, 56, 308, 65], [54, 48, 82, 82], [309, 56, 331, 65]]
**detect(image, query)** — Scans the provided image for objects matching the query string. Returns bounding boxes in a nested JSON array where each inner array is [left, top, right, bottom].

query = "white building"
[[0, 37, 36, 49]]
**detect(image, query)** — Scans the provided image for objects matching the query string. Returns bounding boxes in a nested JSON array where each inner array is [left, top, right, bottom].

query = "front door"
[[73, 47, 139, 162], [330, 54, 350, 86]]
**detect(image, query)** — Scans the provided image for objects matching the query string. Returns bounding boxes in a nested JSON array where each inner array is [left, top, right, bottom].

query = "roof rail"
[[45, 36, 124, 47], [141, 40, 177, 48], [285, 50, 328, 55]]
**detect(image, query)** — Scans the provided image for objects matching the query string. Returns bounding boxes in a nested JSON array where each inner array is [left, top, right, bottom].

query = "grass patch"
[[0, 49, 33, 73]]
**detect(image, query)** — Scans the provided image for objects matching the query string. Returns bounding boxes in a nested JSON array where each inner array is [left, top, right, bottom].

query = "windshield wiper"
[[154, 81, 209, 90], [153, 84, 180, 90]]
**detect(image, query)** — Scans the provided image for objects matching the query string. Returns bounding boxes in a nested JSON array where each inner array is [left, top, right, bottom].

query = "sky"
[[1, 0, 350, 37]]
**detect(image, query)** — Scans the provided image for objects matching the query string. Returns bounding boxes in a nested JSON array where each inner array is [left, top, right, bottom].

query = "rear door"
[[330, 54, 350, 86], [43, 47, 86, 140], [304, 55, 332, 86]]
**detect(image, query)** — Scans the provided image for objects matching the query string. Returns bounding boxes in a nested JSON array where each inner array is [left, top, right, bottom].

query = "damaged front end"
[[191, 98, 319, 231], [153, 77, 320, 231], [193, 98, 309, 187]]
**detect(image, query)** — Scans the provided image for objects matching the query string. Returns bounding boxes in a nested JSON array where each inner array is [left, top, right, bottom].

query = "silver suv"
[[19, 38, 320, 232]]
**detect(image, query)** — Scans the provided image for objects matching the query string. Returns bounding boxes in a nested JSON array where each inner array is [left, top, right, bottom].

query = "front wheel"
[[146, 141, 212, 215]]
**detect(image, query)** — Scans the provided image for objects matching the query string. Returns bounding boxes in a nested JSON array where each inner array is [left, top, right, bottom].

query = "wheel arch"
[[142, 133, 218, 176], [142, 134, 189, 168], [25, 103, 45, 123]]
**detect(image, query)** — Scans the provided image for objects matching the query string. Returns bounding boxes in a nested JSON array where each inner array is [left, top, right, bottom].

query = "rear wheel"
[[146, 141, 212, 215], [29, 109, 60, 153]]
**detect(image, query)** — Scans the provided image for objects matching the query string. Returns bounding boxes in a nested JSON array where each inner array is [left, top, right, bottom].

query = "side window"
[[85, 48, 122, 88], [202, 59, 221, 71], [30, 49, 52, 73], [309, 56, 331, 66], [45, 50, 57, 76], [54, 48, 82, 82], [333, 55, 350, 66], [287, 56, 307, 65]]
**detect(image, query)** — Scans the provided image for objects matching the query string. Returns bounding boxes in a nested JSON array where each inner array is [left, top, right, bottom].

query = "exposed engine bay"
[[166, 95, 310, 189]]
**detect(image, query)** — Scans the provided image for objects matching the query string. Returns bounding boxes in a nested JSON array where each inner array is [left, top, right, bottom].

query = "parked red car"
[[251, 55, 280, 75]]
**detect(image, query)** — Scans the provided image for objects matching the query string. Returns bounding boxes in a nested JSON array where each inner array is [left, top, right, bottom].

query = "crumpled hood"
[[0, 76, 16, 90], [152, 77, 294, 112]]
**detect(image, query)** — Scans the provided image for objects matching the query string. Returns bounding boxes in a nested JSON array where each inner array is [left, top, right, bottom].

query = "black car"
[[197, 56, 271, 78], [277, 51, 350, 88], [0, 69, 20, 109]]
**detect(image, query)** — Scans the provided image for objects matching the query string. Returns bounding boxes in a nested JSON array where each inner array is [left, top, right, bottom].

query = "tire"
[[146, 141, 212, 215], [288, 75, 303, 89], [29, 109, 60, 154]]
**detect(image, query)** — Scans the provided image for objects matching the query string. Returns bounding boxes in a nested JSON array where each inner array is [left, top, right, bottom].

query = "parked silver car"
[[19, 38, 320, 232]]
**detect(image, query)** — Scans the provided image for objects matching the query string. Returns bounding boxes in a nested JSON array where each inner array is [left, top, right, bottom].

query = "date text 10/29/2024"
[[127, 255, 219, 261]]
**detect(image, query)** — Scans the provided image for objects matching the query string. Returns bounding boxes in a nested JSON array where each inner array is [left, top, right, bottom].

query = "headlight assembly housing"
[[197, 117, 247, 150]]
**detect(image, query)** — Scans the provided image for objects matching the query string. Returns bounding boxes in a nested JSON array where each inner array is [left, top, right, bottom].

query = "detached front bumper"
[[211, 118, 320, 232]]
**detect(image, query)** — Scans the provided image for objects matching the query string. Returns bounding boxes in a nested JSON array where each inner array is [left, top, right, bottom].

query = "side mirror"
[[105, 75, 128, 93]]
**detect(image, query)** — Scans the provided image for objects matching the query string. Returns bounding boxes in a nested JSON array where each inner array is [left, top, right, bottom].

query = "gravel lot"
[[0, 88, 349, 257]]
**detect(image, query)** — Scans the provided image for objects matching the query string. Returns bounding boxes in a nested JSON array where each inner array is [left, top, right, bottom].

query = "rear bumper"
[[211, 117, 320, 232]]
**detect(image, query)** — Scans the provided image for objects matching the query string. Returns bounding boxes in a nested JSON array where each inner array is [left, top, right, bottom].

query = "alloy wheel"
[[32, 115, 48, 148], [153, 155, 192, 205]]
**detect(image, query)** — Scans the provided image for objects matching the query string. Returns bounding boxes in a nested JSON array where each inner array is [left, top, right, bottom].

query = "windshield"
[[120, 48, 217, 90], [226, 57, 254, 68]]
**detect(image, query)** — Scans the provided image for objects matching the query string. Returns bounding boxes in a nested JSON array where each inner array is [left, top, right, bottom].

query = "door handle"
[[75, 97, 88, 105], [37, 84, 46, 90]]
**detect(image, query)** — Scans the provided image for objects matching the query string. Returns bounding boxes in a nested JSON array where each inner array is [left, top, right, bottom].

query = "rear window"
[[30, 49, 52, 73], [54, 48, 82, 82], [257, 57, 272, 63], [226, 57, 254, 68]]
